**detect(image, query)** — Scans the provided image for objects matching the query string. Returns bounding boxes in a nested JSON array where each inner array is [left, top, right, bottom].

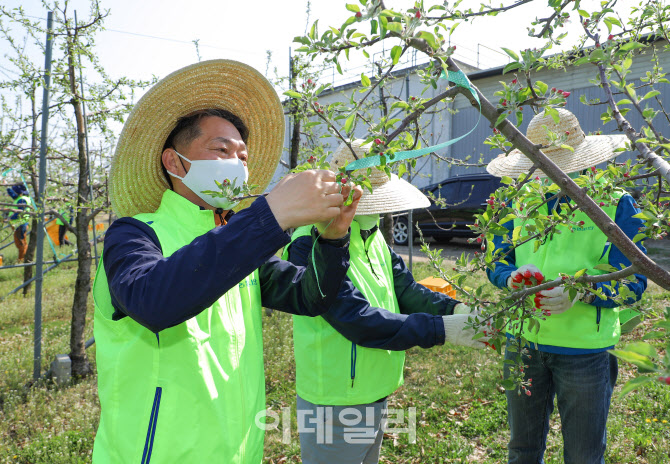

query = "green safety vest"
[[10, 195, 31, 226], [511, 189, 625, 349], [56, 204, 71, 226], [287, 221, 404, 405], [92, 190, 264, 464]]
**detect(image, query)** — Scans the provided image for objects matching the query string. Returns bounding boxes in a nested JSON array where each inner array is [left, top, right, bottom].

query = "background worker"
[[6, 184, 31, 263], [285, 140, 487, 464], [486, 108, 648, 464]]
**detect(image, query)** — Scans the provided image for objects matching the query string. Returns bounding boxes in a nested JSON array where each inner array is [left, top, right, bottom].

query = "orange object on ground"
[[88, 223, 105, 232], [417, 276, 457, 298], [46, 219, 62, 246]]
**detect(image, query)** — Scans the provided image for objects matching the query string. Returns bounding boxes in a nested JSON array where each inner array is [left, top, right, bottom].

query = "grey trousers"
[[297, 395, 387, 464]]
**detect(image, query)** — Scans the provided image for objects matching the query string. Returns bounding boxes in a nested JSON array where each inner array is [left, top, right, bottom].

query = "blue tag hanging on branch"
[[344, 69, 481, 172]]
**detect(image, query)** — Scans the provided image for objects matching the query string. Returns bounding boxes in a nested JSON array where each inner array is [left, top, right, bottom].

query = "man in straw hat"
[[92, 60, 362, 463], [485, 108, 647, 463], [284, 140, 488, 464]]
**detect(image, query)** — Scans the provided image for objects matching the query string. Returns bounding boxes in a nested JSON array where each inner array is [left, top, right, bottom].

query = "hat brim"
[[355, 174, 431, 215], [487, 134, 628, 178], [110, 60, 285, 217]]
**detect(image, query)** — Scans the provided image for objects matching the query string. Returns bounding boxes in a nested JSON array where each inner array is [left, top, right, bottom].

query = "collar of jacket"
[[155, 189, 218, 235]]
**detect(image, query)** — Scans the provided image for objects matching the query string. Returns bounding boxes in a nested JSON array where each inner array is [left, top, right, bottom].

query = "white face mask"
[[354, 214, 380, 231], [168, 150, 249, 210]]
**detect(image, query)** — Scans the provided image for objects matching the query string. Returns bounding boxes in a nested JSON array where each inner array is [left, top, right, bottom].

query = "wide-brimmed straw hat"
[[330, 140, 430, 215], [110, 59, 284, 217], [486, 108, 627, 178]]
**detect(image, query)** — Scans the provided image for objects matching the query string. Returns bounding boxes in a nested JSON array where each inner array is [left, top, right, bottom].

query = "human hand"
[[535, 286, 580, 316], [266, 170, 347, 231], [442, 314, 489, 349], [508, 264, 544, 289], [453, 303, 473, 315], [316, 183, 363, 239]]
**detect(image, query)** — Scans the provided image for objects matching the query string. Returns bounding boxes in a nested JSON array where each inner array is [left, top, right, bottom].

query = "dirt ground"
[[393, 237, 670, 271]]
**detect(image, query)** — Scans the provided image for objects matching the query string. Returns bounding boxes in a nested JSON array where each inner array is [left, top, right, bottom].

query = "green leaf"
[[641, 331, 665, 340], [574, 56, 591, 67], [577, 9, 590, 18], [560, 144, 574, 152], [397, 163, 406, 178], [391, 45, 402, 65], [361, 73, 371, 87], [617, 99, 632, 105], [609, 349, 657, 371], [535, 81, 548, 95], [589, 49, 605, 62], [593, 263, 617, 272], [545, 107, 559, 123], [385, 21, 403, 33], [345, 3, 360, 12], [502, 62, 522, 74], [617, 375, 653, 397], [343, 112, 356, 133], [619, 42, 646, 53], [284, 90, 302, 99], [642, 90, 661, 100], [495, 112, 508, 127], [309, 20, 318, 40], [501, 176, 514, 185], [417, 31, 439, 50], [501, 47, 519, 61], [632, 233, 647, 243], [625, 342, 657, 359], [574, 268, 587, 278]]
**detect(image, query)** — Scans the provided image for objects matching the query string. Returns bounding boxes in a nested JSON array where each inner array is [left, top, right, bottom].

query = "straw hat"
[[110, 59, 284, 217], [330, 140, 430, 215], [486, 108, 627, 178]]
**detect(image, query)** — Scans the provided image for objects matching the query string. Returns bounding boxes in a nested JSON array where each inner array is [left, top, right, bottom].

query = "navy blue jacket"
[[102, 196, 350, 333], [287, 227, 460, 351]]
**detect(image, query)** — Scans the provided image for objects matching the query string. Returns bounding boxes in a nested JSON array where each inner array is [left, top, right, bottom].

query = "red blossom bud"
[[501, 100, 507, 106], [578, 221, 585, 226], [591, 166, 596, 173], [551, 87, 557, 92], [374, 138, 382, 145], [563, 91, 571, 98], [512, 79, 518, 84], [623, 172, 630, 178], [355, 11, 362, 18], [599, 202, 605, 207], [525, 390, 531, 396], [415, 11, 421, 18], [608, 34, 614, 40], [307, 79, 313, 84], [565, 131, 570, 135]]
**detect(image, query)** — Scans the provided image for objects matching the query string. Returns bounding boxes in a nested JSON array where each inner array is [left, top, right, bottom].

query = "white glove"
[[508, 264, 544, 289], [536, 286, 581, 315], [442, 314, 489, 349], [453, 303, 473, 314]]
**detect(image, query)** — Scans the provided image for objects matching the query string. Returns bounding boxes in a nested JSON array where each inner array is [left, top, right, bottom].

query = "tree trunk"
[[381, 212, 394, 245], [66, 31, 92, 377], [290, 116, 301, 169], [22, 92, 40, 295]]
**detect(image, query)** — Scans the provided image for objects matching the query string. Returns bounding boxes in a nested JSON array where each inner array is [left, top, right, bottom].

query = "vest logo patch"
[[572, 225, 595, 232], [239, 278, 258, 289]]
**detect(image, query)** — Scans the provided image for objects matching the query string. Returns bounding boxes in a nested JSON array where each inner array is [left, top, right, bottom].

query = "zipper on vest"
[[141, 386, 162, 464], [596, 308, 601, 332], [350, 342, 357, 387]]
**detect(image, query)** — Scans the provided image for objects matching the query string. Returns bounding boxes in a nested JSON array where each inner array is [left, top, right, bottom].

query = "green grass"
[[1, 258, 669, 463]]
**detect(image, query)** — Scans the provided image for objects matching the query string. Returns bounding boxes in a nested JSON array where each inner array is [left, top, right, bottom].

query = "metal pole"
[[75, 11, 99, 268], [405, 72, 413, 273], [34, 11, 54, 380]]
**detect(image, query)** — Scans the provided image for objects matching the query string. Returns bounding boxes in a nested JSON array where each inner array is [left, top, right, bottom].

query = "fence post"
[[34, 10, 54, 380]]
